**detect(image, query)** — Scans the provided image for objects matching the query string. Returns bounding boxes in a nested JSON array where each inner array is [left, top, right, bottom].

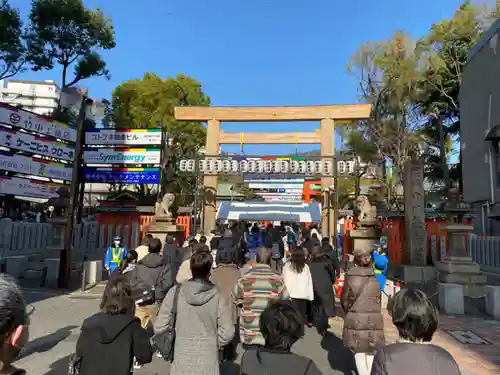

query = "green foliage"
[[0, 0, 25, 79], [112, 73, 210, 154], [347, 31, 423, 202], [25, 0, 115, 87], [348, 2, 495, 199], [415, 2, 489, 189], [109, 73, 210, 202]]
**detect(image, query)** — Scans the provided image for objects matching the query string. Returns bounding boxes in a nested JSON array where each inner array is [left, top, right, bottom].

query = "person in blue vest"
[[104, 236, 128, 275], [371, 243, 389, 291]]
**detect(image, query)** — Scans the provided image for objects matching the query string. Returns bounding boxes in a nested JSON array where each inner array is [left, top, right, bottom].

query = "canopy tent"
[[216, 201, 322, 223]]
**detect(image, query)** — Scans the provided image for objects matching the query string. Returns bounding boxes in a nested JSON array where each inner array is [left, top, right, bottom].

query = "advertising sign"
[[0, 176, 63, 199], [85, 129, 162, 146], [0, 128, 75, 161], [83, 148, 161, 164], [0, 152, 72, 181], [83, 167, 160, 184], [0, 103, 77, 142]]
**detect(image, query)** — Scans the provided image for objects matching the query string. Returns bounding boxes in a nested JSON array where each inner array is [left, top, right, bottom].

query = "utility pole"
[[58, 96, 91, 288]]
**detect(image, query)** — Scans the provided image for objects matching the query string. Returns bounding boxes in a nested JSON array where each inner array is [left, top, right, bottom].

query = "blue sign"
[[278, 188, 286, 193], [83, 168, 160, 184]]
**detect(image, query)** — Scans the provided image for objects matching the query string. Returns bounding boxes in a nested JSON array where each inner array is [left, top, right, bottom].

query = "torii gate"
[[174, 104, 371, 236]]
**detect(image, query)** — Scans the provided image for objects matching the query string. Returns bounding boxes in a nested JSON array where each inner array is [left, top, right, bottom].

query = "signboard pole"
[[60, 97, 91, 288], [333, 154, 339, 250]]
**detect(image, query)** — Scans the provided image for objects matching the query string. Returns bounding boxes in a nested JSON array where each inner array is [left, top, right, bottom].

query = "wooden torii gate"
[[174, 104, 371, 236]]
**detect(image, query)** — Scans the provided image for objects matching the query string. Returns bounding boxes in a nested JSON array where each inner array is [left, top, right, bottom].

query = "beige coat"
[[135, 244, 149, 261], [176, 258, 192, 284]]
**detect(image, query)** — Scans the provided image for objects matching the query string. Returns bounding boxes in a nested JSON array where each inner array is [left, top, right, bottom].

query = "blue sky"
[[14, 0, 468, 155]]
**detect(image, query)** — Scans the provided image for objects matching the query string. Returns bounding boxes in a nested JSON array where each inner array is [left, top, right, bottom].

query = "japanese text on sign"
[[0, 129, 75, 161], [0, 104, 77, 142], [83, 168, 160, 184], [84, 129, 163, 145]]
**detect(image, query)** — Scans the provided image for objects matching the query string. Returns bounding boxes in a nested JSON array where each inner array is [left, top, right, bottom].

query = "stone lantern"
[[437, 188, 486, 298], [350, 195, 381, 255]]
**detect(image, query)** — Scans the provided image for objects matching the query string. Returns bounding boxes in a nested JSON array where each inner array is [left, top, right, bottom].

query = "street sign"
[[0, 152, 72, 181], [0, 128, 75, 161], [83, 167, 160, 183], [0, 176, 64, 199], [0, 103, 77, 142], [84, 129, 163, 146], [83, 148, 161, 164]]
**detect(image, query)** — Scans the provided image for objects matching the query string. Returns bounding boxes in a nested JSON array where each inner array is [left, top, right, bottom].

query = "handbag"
[[67, 355, 82, 375], [151, 285, 181, 362], [135, 266, 166, 306]]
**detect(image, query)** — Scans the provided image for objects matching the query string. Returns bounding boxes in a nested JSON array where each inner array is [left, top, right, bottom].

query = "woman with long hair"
[[283, 246, 314, 322]]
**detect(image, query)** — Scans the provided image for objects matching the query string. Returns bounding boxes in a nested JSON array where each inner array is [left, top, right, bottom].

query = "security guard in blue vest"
[[104, 236, 128, 274], [372, 242, 389, 291]]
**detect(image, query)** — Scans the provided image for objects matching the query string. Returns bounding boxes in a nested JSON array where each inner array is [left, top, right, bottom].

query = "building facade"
[[0, 79, 104, 122], [460, 19, 500, 235]]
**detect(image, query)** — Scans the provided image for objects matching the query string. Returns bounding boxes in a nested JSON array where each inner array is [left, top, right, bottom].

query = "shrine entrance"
[[174, 104, 371, 236]]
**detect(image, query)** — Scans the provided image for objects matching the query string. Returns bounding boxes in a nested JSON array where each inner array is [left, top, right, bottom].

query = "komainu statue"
[[155, 193, 175, 218], [355, 195, 377, 222]]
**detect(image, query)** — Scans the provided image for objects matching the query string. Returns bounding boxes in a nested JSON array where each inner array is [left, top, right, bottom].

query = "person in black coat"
[[163, 234, 181, 275], [76, 275, 153, 375], [129, 238, 174, 329], [240, 300, 323, 375], [308, 245, 336, 336]]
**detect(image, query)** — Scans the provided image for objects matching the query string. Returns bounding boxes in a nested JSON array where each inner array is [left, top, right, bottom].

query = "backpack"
[[286, 231, 297, 245], [271, 242, 281, 259]]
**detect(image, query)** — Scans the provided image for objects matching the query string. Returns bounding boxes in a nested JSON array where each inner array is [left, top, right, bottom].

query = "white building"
[[0, 79, 104, 123]]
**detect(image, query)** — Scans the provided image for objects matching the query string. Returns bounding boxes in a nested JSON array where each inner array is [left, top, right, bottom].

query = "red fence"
[[342, 218, 472, 265]]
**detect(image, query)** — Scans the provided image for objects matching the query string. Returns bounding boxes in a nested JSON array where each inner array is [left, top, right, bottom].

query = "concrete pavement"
[[13, 286, 500, 375]]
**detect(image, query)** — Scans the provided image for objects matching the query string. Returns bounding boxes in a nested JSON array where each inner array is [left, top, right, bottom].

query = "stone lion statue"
[[155, 193, 175, 218], [355, 195, 377, 222]]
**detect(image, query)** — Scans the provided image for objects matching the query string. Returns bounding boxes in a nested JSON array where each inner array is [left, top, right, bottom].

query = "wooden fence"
[[0, 219, 141, 261]]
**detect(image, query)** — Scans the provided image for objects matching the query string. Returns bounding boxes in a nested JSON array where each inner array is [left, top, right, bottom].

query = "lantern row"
[[178, 158, 357, 176]]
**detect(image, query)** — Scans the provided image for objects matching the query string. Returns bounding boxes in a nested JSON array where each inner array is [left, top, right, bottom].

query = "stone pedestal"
[[44, 258, 60, 288], [5, 256, 28, 278], [438, 282, 464, 314], [350, 224, 380, 255], [84, 260, 103, 285], [437, 224, 486, 298], [485, 285, 500, 320], [147, 216, 185, 245], [400, 265, 437, 283]]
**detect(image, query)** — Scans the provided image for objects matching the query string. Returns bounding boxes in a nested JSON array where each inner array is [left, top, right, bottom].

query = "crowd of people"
[[0, 221, 462, 375]]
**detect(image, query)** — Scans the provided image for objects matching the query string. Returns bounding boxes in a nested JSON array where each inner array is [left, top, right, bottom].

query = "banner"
[[83, 167, 160, 183], [83, 148, 161, 164], [0, 103, 77, 142], [0, 128, 75, 161], [85, 129, 162, 146], [0, 176, 63, 199], [0, 152, 72, 181]]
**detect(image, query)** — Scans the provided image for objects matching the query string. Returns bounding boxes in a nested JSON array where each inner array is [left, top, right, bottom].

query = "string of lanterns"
[[178, 158, 357, 175]]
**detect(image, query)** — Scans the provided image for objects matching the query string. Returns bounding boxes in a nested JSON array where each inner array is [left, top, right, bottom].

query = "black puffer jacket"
[[129, 253, 174, 301], [76, 312, 152, 375]]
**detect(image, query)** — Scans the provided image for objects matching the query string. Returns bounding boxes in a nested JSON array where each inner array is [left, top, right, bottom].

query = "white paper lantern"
[[179, 159, 188, 172], [298, 161, 306, 174], [248, 160, 256, 173], [222, 160, 231, 173], [240, 160, 249, 173], [290, 161, 299, 173], [231, 160, 239, 173], [306, 161, 315, 175], [280, 161, 289, 173], [186, 160, 196, 172], [198, 160, 207, 173]]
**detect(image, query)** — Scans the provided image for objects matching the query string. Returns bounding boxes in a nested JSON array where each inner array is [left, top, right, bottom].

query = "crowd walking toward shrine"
[[0, 221, 463, 375]]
